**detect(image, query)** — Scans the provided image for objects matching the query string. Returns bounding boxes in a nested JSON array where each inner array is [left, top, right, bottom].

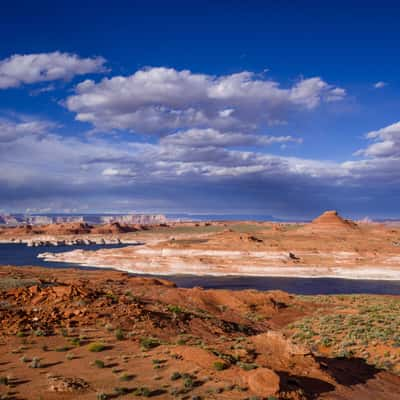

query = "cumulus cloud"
[[356, 122, 400, 158], [0, 52, 106, 89], [374, 81, 387, 89], [65, 67, 346, 134]]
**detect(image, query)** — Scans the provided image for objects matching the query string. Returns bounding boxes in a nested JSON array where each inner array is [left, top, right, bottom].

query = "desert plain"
[[2, 210, 399, 280]]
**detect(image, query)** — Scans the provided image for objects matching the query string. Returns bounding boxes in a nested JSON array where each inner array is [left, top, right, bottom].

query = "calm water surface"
[[1, 243, 400, 295]]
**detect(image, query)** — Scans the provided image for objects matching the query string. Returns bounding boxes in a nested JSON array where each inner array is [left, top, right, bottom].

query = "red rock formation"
[[311, 210, 357, 229]]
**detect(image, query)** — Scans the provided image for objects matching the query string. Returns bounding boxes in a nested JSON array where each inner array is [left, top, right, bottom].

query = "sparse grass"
[[144, 225, 224, 235], [289, 294, 400, 374], [229, 223, 270, 234], [0, 277, 39, 290]]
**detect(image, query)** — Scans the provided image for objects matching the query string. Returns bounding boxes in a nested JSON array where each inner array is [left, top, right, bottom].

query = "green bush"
[[119, 373, 134, 381], [213, 361, 228, 371], [94, 359, 105, 368], [170, 371, 181, 381], [133, 387, 151, 397], [140, 337, 160, 350], [0, 376, 9, 385], [88, 342, 106, 352], [115, 328, 124, 341]]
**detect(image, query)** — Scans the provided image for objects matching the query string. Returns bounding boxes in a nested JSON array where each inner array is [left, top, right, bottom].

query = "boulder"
[[246, 367, 280, 397]]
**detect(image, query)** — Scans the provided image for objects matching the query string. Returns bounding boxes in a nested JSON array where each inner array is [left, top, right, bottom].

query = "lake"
[[1, 243, 400, 295]]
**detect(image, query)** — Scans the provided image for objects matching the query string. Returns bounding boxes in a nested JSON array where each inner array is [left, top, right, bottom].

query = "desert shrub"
[[167, 305, 184, 314], [30, 357, 41, 368], [88, 342, 106, 352], [133, 387, 151, 397], [119, 373, 134, 381], [0, 376, 9, 385], [239, 362, 258, 371], [183, 376, 194, 389], [55, 346, 70, 352], [113, 387, 130, 395], [213, 361, 228, 371], [170, 371, 181, 381], [69, 337, 81, 346], [93, 359, 105, 368], [96, 393, 108, 400], [140, 337, 160, 350], [115, 328, 124, 340]]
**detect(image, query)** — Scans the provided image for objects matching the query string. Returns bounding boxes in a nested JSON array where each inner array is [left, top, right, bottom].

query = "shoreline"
[[37, 253, 400, 281]]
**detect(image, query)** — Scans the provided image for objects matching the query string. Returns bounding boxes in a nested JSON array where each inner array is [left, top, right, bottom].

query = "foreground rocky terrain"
[[0, 266, 400, 399], [22, 211, 400, 279]]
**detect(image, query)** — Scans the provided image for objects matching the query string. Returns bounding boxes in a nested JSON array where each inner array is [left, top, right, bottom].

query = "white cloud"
[[0, 52, 106, 89], [159, 128, 302, 148], [102, 167, 137, 178], [356, 121, 400, 158], [374, 81, 387, 89], [0, 115, 55, 142], [65, 67, 346, 134]]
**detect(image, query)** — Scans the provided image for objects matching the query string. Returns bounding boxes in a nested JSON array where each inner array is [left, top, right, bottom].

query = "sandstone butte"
[[309, 210, 358, 230], [0, 266, 400, 399]]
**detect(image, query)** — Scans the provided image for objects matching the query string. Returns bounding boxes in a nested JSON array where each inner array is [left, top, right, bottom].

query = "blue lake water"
[[1, 243, 400, 295]]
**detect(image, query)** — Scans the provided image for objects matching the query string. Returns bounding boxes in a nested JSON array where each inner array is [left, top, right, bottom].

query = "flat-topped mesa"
[[311, 210, 357, 229]]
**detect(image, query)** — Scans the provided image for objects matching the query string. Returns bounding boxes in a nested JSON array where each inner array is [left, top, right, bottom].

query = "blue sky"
[[1, 1, 400, 218]]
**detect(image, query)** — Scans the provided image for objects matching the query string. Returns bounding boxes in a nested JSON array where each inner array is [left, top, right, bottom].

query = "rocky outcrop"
[[311, 210, 357, 229], [47, 374, 89, 392]]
